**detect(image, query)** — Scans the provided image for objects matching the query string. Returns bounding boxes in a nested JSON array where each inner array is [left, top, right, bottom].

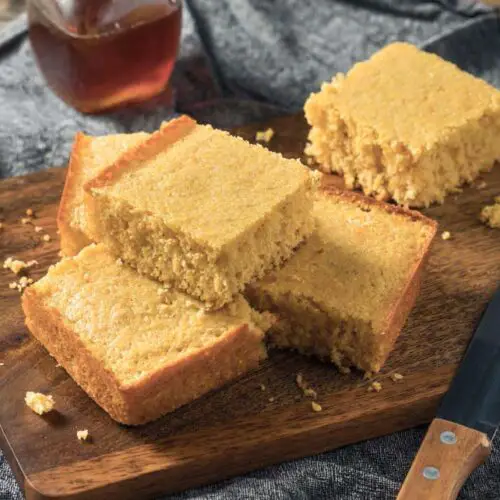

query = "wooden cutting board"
[[1, 113, 499, 500]]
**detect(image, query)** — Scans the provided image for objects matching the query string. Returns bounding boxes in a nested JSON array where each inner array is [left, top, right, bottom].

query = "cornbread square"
[[58, 131, 149, 257], [22, 244, 269, 425], [84, 115, 315, 310], [246, 188, 437, 373], [305, 42, 500, 207]]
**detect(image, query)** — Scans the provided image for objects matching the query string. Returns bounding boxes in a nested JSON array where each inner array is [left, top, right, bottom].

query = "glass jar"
[[27, 0, 182, 113]]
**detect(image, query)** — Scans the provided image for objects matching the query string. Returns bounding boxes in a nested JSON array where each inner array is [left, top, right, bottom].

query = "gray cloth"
[[1, 1, 499, 499]]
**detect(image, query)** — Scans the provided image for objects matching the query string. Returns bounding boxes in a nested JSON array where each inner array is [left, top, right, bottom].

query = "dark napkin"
[[1, 1, 500, 499]]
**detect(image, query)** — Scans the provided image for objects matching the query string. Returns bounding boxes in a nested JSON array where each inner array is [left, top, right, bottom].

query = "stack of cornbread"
[[28, 41, 500, 425]]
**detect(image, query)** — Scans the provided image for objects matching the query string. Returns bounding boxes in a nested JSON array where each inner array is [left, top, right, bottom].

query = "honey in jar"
[[28, 0, 182, 113]]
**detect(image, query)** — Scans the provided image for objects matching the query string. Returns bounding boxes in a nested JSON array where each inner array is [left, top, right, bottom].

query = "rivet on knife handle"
[[396, 418, 491, 500]]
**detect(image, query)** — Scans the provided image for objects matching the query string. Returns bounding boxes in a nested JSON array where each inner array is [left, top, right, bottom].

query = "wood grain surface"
[[1, 113, 500, 499]]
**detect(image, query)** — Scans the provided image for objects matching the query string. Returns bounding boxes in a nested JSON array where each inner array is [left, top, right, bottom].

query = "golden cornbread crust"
[[305, 42, 500, 207], [84, 115, 314, 310], [247, 187, 437, 372], [22, 287, 266, 426], [58, 132, 93, 257], [58, 131, 149, 257]]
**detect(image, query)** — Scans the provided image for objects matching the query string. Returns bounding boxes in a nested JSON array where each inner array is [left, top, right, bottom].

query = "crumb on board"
[[77, 429, 89, 441], [476, 180, 487, 190], [21, 217, 32, 225], [390, 373, 404, 382], [268, 397, 275, 403], [259, 384, 266, 392], [3, 257, 38, 274], [0, 362, 4, 366], [311, 401, 322, 412], [26, 208, 34, 217], [25, 391, 54, 415], [295, 372, 318, 399], [42, 234, 51, 242], [368, 381, 382, 393], [34, 226, 43, 233], [9, 276, 34, 292], [363, 371, 373, 380], [338, 365, 351, 375], [441, 231, 451, 240], [255, 128, 274, 143], [480, 197, 500, 229]]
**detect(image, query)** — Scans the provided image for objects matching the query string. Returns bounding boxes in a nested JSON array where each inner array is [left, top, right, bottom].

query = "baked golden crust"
[[84, 116, 197, 192], [58, 130, 150, 257], [58, 132, 93, 257], [22, 286, 266, 425]]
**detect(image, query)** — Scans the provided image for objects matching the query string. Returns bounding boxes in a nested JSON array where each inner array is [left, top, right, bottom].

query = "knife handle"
[[396, 418, 490, 500]]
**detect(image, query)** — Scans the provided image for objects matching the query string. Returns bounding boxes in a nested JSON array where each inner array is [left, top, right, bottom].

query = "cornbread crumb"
[[295, 373, 318, 399], [42, 234, 51, 242], [9, 276, 34, 292], [476, 180, 487, 190], [268, 397, 275, 403], [77, 429, 89, 441], [390, 373, 404, 382], [26, 208, 34, 217], [34, 226, 43, 233], [368, 381, 382, 393], [3, 257, 38, 274], [338, 365, 351, 375], [259, 384, 266, 391], [0, 362, 4, 366], [255, 128, 274, 143], [311, 401, 322, 412], [363, 372, 373, 380], [25, 391, 54, 415], [480, 197, 500, 229], [21, 217, 32, 225], [441, 231, 451, 240]]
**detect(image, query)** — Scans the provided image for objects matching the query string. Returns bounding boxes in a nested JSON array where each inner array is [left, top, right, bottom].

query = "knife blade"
[[397, 285, 500, 500]]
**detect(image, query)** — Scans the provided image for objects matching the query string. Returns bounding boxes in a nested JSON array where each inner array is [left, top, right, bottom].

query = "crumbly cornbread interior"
[[60, 132, 148, 256], [246, 190, 435, 372], [305, 42, 500, 207], [87, 119, 314, 309], [33, 244, 268, 386]]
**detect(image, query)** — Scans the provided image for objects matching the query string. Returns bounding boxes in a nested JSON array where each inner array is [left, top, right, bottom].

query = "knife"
[[397, 285, 500, 500]]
